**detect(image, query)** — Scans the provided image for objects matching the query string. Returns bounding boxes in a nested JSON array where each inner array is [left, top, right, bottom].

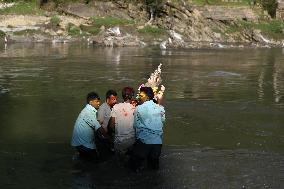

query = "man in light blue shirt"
[[71, 92, 106, 160], [129, 87, 165, 171]]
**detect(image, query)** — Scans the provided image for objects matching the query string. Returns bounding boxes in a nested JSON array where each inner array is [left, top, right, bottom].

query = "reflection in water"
[[105, 47, 121, 64], [257, 69, 265, 101], [256, 51, 283, 104], [273, 62, 281, 103], [0, 44, 284, 188]]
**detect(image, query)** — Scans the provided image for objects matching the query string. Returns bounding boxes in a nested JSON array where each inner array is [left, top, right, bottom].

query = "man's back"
[[97, 102, 111, 130], [71, 104, 100, 149], [134, 100, 165, 144], [111, 102, 136, 152]]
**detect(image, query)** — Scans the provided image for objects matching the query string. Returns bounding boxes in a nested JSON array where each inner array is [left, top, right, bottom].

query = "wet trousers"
[[129, 139, 162, 171]]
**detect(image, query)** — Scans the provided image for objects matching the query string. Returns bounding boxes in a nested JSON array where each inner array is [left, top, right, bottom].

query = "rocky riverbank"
[[0, 1, 284, 48]]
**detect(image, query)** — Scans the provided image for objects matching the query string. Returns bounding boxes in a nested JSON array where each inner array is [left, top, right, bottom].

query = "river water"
[[0, 43, 283, 189]]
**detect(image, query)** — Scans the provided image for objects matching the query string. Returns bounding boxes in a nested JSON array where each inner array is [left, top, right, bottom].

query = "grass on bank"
[[0, 0, 44, 15], [138, 25, 166, 35], [72, 16, 134, 36], [13, 29, 40, 35], [52, 16, 135, 36], [50, 15, 61, 27], [67, 23, 81, 36], [226, 20, 284, 39], [0, 30, 6, 38], [79, 25, 101, 35], [65, 16, 135, 36], [255, 20, 284, 39]]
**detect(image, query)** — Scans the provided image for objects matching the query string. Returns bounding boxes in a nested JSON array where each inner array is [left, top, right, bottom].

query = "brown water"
[[0, 43, 283, 189]]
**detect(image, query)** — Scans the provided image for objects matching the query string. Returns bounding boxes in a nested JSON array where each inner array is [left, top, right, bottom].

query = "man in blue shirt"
[[71, 92, 106, 161], [129, 87, 165, 171]]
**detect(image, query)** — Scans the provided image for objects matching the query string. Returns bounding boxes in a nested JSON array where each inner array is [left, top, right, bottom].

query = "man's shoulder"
[[80, 106, 95, 116], [98, 102, 108, 111], [100, 102, 108, 107], [114, 102, 133, 109], [138, 101, 164, 111]]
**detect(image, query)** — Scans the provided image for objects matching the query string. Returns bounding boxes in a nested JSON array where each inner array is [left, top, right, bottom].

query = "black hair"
[[139, 87, 154, 100], [106, 89, 117, 99], [122, 87, 135, 101], [86, 92, 100, 104]]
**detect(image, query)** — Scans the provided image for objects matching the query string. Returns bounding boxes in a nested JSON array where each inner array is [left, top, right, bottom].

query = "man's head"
[[87, 92, 100, 109], [138, 87, 154, 104], [106, 89, 118, 107], [122, 87, 135, 102]]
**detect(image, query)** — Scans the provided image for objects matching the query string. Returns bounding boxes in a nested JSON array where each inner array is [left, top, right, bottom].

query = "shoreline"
[[1, 1, 284, 49], [1, 37, 283, 49]]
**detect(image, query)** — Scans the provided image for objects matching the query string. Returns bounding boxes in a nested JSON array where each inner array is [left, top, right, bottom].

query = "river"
[[0, 43, 283, 189]]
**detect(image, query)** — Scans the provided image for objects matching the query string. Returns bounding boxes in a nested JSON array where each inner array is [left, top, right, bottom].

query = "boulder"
[[199, 6, 259, 22], [59, 1, 132, 20], [91, 28, 145, 47]]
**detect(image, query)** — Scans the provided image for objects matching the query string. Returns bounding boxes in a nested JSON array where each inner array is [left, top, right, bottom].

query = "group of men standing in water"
[[71, 85, 165, 172]]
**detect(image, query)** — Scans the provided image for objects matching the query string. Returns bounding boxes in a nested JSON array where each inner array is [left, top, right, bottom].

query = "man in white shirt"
[[108, 87, 136, 154]]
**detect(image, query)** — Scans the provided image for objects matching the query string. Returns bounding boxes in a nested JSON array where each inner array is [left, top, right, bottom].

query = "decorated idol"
[[138, 63, 165, 104]]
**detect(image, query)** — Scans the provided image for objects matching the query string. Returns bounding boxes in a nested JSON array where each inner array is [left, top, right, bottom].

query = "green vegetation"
[[80, 25, 101, 35], [50, 15, 61, 27], [65, 16, 134, 36], [81, 16, 134, 36], [0, 30, 6, 39], [0, 0, 44, 15], [145, 0, 164, 17], [226, 20, 284, 39], [67, 23, 81, 36], [255, 20, 284, 39], [67, 17, 134, 36], [91, 16, 134, 28], [212, 27, 224, 34], [13, 29, 39, 35], [138, 25, 166, 34], [256, 0, 277, 18]]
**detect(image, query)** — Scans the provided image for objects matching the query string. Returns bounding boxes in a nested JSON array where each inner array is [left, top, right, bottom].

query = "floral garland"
[[138, 63, 165, 104]]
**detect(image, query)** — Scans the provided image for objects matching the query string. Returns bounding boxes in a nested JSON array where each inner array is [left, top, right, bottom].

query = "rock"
[[160, 40, 167, 49], [169, 30, 183, 41], [59, 1, 132, 20], [92, 31, 145, 47], [106, 27, 121, 36], [252, 29, 271, 44], [56, 29, 64, 35], [136, 25, 145, 30], [0, 0, 283, 48], [214, 32, 222, 39], [0, 2, 15, 10], [59, 2, 96, 19], [100, 25, 105, 31], [199, 6, 259, 22]]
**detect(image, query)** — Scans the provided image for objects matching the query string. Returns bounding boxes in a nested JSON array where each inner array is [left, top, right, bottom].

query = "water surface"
[[0, 43, 283, 188]]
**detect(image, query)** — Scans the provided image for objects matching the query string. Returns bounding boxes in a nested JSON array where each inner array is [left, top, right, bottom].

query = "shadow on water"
[[3, 146, 282, 189], [69, 148, 284, 189], [2, 144, 282, 189], [0, 43, 284, 188]]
